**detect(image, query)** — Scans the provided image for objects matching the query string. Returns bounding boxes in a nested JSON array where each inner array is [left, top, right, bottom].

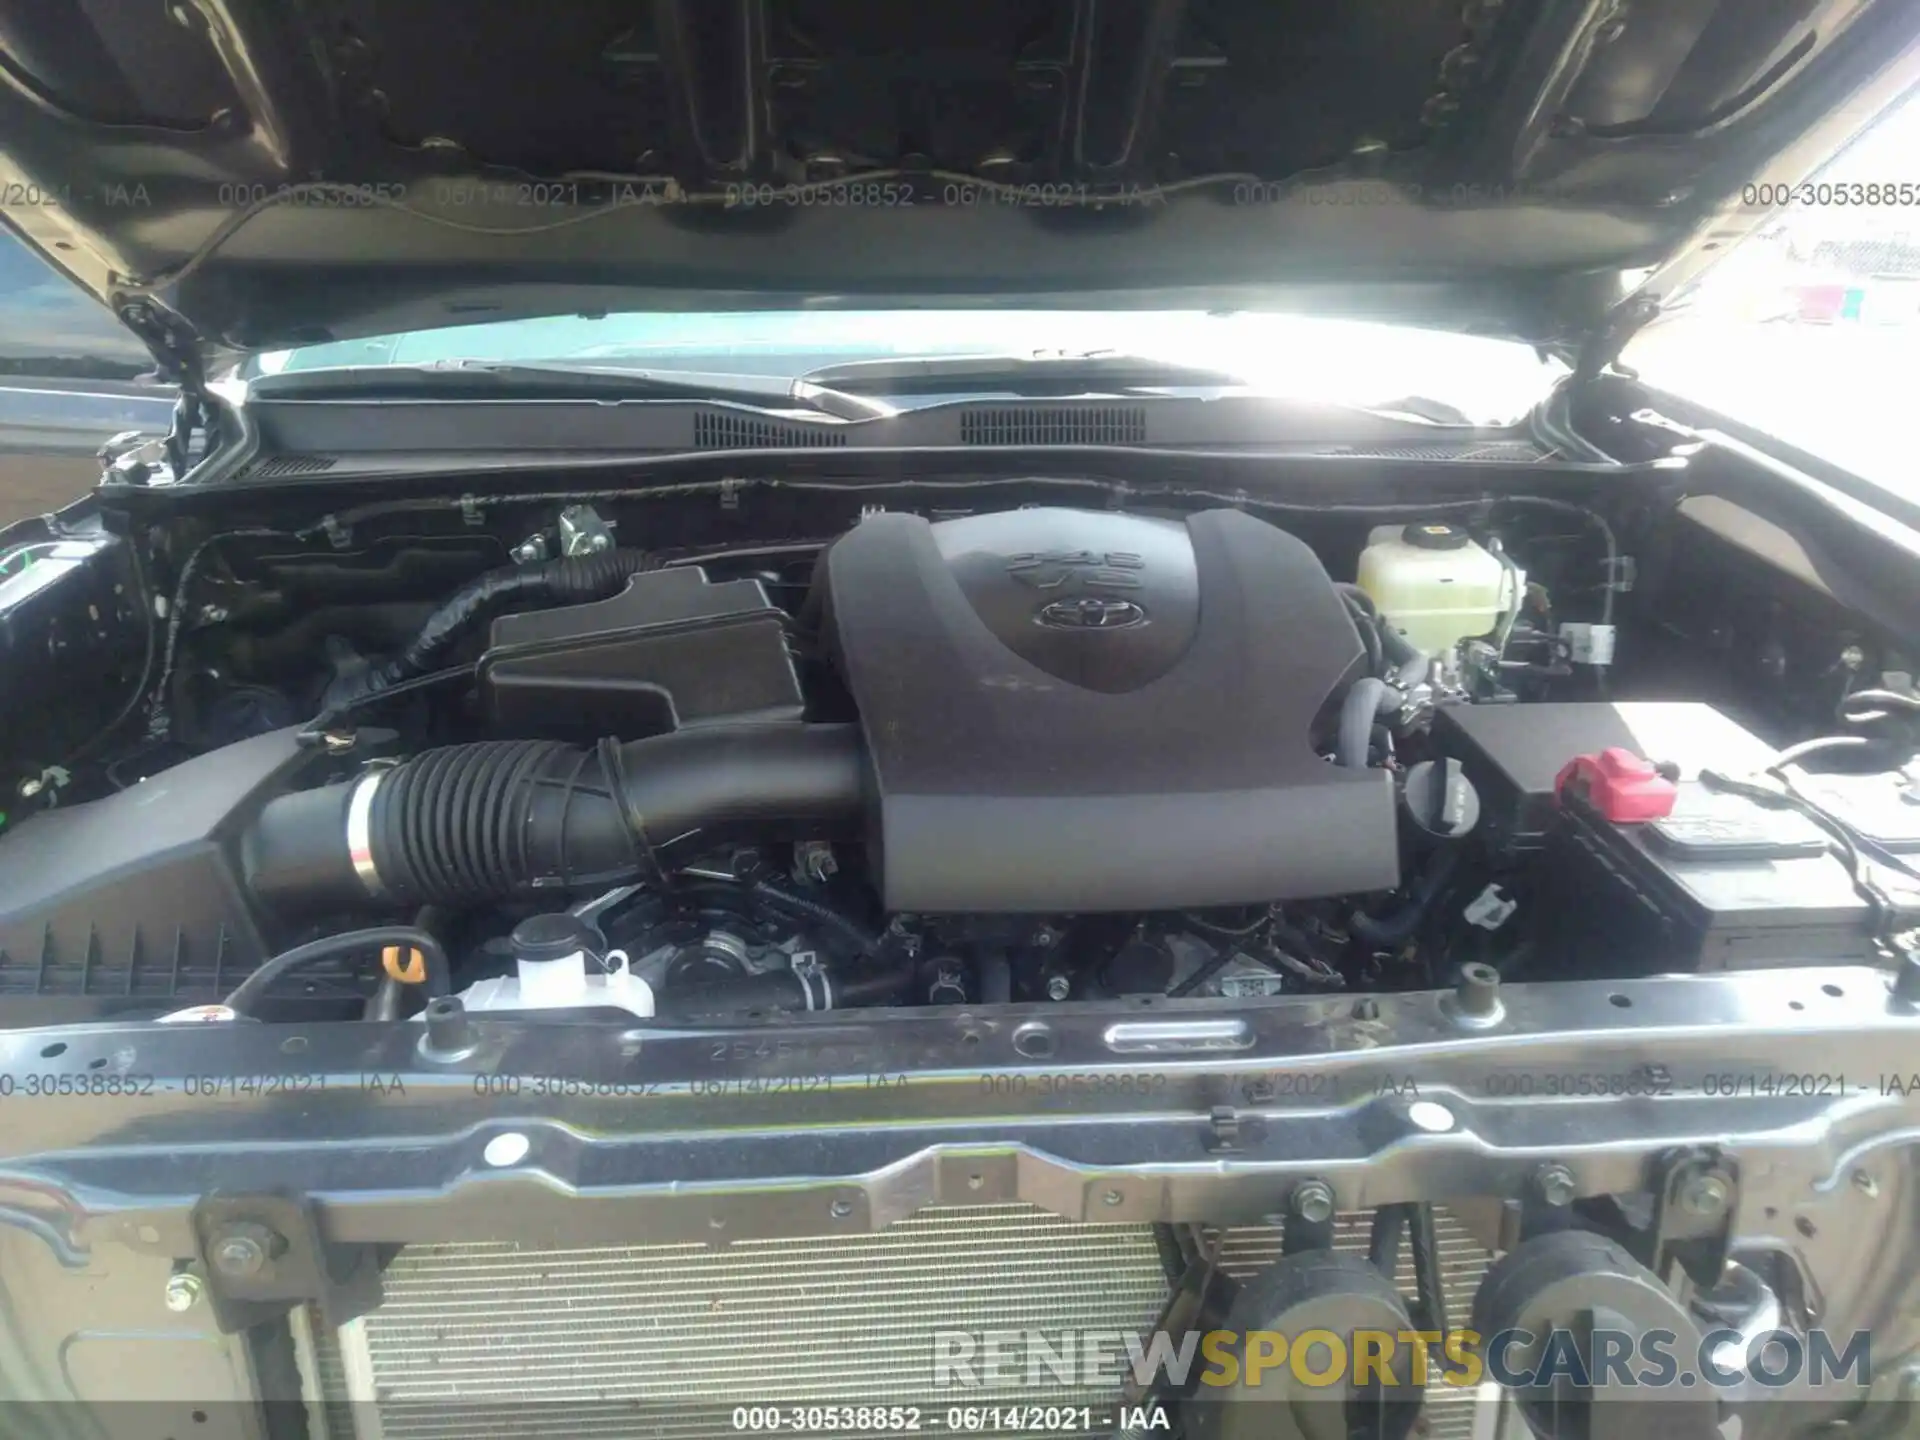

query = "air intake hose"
[[332, 549, 655, 705], [244, 724, 865, 911]]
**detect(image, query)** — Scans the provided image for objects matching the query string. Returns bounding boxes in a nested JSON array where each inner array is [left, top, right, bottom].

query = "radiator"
[[300, 1204, 1493, 1440]]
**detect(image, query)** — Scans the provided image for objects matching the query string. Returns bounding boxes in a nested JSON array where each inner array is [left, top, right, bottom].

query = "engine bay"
[[3, 466, 1917, 1029]]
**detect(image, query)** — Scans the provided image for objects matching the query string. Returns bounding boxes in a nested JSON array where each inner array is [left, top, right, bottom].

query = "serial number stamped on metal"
[[731, 1404, 924, 1432]]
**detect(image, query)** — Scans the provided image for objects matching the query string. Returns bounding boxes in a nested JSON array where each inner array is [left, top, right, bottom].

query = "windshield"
[[257, 313, 1565, 427], [1624, 86, 1920, 499]]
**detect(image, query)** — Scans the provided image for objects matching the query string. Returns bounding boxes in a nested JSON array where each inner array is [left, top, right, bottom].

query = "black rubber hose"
[[336, 549, 653, 704], [1342, 593, 1384, 679], [1376, 623, 1429, 689], [1337, 678, 1400, 770], [1335, 583, 1378, 618], [226, 925, 450, 1017], [746, 876, 881, 957], [1348, 849, 1461, 949], [245, 723, 865, 911]]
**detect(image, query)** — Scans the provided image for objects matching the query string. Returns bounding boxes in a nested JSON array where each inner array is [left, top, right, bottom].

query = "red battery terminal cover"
[[1554, 747, 1679, 823]]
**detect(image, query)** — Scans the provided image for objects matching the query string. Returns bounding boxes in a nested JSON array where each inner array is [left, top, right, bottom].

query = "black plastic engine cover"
[[822, 508, 1398, 912]]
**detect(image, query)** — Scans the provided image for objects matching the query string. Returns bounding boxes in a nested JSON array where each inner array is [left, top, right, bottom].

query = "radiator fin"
[[310, 1204, 1492, 1440]]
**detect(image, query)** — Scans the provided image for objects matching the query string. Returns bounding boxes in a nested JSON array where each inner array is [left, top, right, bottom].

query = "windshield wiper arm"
[[247, 360, 827, 411], [793, 351, 1250, 397], [794, 352, 1478, 427]]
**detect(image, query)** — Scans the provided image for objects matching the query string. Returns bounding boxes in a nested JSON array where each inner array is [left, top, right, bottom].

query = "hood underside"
[[4, 0, 1919, 365]]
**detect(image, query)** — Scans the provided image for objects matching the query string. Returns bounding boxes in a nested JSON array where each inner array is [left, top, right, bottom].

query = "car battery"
[[1437, 701, 1920, 973]]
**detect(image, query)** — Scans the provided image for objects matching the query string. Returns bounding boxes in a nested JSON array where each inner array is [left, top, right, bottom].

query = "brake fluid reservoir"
[[1356, 522, 1518, 653]]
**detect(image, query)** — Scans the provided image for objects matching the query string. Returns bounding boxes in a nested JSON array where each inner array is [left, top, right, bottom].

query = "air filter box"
[[0, 727, 368, 1022], [480, 568, 803, 742]]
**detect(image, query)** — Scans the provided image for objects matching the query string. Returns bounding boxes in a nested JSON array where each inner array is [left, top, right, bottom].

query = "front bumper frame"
[[4, 964, 1920, 1428]]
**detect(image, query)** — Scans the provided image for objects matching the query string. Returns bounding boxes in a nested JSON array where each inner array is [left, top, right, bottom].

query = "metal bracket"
[[1641, 1147, 1740, 1288], [459, 493, 484, 527], [559, 503, 615, 555], [192, 1192, 382, 1334], [1573, 295, 1661, 383], [113, 297, 219, 477], [1204, 1105, 1239, 1152], [113, 297, 207, 396], [319, 514, 351, 551]]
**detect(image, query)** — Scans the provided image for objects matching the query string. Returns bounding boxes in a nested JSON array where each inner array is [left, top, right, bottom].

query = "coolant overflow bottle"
[[512, 913, 602, 1004], [508, 913, 655, 1016]]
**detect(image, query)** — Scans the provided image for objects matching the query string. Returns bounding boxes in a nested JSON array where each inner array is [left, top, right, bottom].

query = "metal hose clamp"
[[345, 767, 387, 897]]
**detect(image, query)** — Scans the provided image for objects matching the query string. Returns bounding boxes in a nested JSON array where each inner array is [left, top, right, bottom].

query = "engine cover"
[[821, 507, 1398, 911]]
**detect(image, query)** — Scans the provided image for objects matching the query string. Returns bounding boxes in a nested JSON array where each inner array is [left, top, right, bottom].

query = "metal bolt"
[[319, 728, 357, 755], [212, 1232, 268, 1278], [163, 1272, 203, 1312], [198, 604, 228, 624], [422, 995, 473, 1056], [1456, 963, 1501, 1017], [17, 777, 42, 799], [1839, 644, 1867, 672], [1291, 1180, 1336, 1224], [1102, 1189, 1124, 1207], [510, 535, 548, 564], [1679, 1173, 1731, 1218], [796, 840, 838, 884], [1535, 1164, 1577, 1208], [1892, 945, 1920, 1005], [830, 1198, 854, 1219], [1045, 975, 1071, 1002]]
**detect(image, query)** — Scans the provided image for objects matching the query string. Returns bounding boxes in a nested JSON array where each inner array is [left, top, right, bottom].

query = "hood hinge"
[[1573, 294, 1661, 384], [114, 297, 219, 479]]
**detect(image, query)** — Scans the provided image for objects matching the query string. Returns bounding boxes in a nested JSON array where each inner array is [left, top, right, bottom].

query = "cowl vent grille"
[[241, 454, 338, 479], [693, 410, 846, 449], [959, 406, 1147, 446]]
